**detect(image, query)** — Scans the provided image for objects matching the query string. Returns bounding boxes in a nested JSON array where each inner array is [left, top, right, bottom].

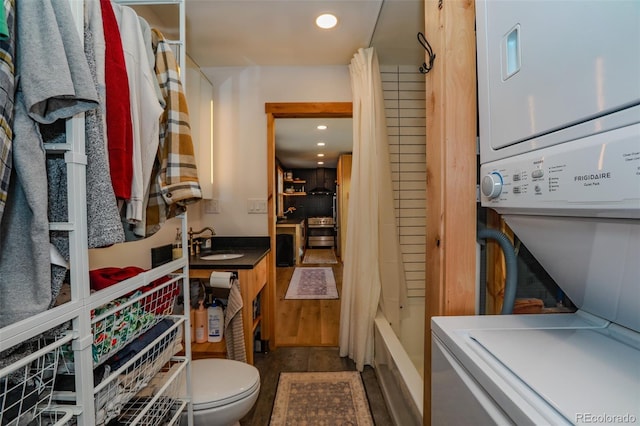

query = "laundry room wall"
[[190, 65, 352, 237]]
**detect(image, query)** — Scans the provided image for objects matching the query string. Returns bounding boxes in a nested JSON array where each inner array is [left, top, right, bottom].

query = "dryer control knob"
[[481, 172, 503, 199]]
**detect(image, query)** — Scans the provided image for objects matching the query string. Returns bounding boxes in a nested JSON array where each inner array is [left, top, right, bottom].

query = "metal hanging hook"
[[417, 32, 436, 74]]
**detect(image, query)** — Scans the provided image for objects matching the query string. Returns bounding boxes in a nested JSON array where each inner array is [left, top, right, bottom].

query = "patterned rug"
[[270, 371, 374, 426], [284, 267, 338, 300], [302, 248, 338, 264]]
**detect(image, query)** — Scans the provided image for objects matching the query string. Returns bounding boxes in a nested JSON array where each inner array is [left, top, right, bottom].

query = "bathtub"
[[374, 311, 423, 425]]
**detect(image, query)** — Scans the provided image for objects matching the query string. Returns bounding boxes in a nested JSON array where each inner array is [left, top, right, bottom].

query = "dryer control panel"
[[480, 124, 640, 218]]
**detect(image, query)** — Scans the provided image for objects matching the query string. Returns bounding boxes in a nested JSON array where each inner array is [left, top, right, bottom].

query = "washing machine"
[[431, 1, 640, 424]]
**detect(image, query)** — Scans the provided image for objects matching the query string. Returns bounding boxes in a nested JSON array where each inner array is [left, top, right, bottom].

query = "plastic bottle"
[[172, 228, 183, 259], [194, 301, 208, 343], [207, 300, 224, 343]]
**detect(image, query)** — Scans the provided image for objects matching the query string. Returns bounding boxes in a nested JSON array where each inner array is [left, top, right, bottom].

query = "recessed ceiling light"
[[317, 153, 325, 157], [315, 14, 337, 30], [318, 161, 325, 165], [317, 142, 325, 146], [317, 125, 327, 130]]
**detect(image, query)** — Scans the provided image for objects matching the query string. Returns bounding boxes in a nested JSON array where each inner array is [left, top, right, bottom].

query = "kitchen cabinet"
[[189, 250, 270, 365], [276, 219, 306, 265], [337, 154, 352, 259]]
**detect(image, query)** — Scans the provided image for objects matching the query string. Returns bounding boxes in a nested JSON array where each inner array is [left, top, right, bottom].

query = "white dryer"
[[431, 1, 640, 424]]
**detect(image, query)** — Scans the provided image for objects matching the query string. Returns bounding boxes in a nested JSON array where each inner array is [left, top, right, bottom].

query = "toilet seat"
[[189, 359, 260, 411]]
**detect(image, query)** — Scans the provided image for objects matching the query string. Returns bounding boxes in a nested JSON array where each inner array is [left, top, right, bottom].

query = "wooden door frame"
[[264, 102, 353, 348], [424, 0, 478, 424]]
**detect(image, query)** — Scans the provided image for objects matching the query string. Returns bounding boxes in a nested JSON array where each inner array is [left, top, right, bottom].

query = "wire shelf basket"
[[94, 319, 183, 425], [91, 276, 181, 365], [115, 360, 188, 426], [0, 333, 74, 426], [32, 407, 75, 426]]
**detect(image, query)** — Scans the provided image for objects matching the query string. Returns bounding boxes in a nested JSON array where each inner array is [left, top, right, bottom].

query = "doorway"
[[265, 102, 352, 348]]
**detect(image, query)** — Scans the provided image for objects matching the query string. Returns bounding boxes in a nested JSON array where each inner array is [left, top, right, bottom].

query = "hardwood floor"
[[240, 252, 394, 425], [274, 254, 342, 347]]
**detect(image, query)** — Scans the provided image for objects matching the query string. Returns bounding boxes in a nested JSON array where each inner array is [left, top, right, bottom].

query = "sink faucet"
[[188, 227, 216, 255]]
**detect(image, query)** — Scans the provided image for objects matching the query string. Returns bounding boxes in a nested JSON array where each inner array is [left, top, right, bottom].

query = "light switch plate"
[[205, 199, 220, 214], [247, 198, 268, 214]]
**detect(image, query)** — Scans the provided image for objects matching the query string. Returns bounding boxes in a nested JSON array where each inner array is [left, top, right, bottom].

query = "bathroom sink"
[[199, 253, 244, 261]]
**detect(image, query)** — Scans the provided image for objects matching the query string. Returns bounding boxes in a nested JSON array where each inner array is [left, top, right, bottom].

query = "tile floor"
[[240, 346, 394, 425]]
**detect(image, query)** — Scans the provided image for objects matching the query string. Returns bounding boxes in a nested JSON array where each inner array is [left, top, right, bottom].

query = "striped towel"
[[224, 279, 246, 363]]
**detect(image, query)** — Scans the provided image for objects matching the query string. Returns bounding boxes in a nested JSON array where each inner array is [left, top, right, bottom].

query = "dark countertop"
[[189, 236, 270, 270], [276, 217, 305, 225]]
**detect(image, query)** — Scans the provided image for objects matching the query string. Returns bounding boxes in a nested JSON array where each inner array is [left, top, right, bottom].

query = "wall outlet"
[[247, 198, 268, 214], [205, 199, 220, 214]]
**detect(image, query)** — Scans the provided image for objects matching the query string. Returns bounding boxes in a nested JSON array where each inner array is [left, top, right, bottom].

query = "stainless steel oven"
[[306, 216, 335, 248]]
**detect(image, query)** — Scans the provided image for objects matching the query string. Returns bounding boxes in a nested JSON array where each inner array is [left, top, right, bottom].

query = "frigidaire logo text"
[[574, 172, 611, 181]]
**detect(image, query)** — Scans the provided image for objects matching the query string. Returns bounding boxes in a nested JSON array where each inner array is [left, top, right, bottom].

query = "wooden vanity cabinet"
[[188, 252, 270, 365]]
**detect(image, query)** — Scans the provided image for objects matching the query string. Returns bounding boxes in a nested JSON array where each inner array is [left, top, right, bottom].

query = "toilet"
[[181, 358, 260, 426]]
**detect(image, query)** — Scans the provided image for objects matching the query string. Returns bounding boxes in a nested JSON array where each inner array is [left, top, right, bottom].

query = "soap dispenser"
[[172, 228, 183, 259], [194, 300, 208, 343]]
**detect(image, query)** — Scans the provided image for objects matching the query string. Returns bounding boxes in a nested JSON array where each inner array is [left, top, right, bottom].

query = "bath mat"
[[270, 371, 373, 426], [302, 248, 338, 264], [284, 267, 338, 300]]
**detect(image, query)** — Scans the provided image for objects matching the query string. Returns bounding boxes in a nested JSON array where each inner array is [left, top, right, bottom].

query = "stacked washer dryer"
[[431, 1, 640, 425]]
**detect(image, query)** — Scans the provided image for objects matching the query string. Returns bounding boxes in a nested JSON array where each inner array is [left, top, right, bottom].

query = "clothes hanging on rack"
[[0, 0, 202, 328], [137, 16, 165, 114], [0, 0, 15, 226], [0, 0, 98, 328], [82, 0, 126, 248], [100, 0, 133, 201], [140, 28, 202, 237], [1, 3, 194, 424], [111, 3, 163, 226]]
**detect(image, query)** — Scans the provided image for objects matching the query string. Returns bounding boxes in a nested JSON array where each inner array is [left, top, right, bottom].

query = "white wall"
[[189, 66, 352, 236]]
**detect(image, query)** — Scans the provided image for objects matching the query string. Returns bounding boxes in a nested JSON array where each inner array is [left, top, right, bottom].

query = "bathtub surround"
[[374, 311, 423, 425], [340, 47, 408, 372], [284, 267, 338, 300], [270, 371, 373, 426]]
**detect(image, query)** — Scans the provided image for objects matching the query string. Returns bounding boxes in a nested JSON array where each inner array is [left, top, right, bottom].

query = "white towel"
[[224, 279, 247, 363]]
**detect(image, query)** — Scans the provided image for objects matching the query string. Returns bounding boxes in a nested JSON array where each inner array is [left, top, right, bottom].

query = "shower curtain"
[[339, 47, 408, 371]]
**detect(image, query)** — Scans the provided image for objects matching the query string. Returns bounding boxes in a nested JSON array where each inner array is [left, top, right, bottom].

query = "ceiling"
[[275, 117, 353, 169], [184, 0, 424, 67], [133, 0, 424, 169]]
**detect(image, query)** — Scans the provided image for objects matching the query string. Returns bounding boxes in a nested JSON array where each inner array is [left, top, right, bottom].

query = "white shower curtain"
[[339, 47, 408, 371]]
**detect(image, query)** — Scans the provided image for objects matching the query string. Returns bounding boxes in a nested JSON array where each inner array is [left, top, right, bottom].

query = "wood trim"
[[424, 0, 477, 424], [265, 102, 352, 117], [266, 112, 277, 348], [265, 102, 353, 352]]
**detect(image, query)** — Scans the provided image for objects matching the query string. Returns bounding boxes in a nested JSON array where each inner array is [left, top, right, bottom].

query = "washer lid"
[[188, 359, 260, 410], [470, 328, 640, 422]]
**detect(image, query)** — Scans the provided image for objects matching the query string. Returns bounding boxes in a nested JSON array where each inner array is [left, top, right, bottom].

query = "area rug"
[[302, 248, 338, 264], [270, 371, 374, 426], [284, 267, 338, 300]]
